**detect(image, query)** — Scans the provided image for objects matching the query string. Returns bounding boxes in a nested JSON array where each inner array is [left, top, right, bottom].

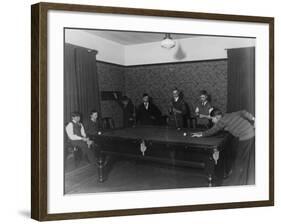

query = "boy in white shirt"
[[65, 112, 95, 163]]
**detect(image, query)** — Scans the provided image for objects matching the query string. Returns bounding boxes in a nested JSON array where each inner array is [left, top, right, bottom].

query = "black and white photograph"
[[1, 0, 279, 222], [30, 2, 274, 221], [63, 28, 256, 194]]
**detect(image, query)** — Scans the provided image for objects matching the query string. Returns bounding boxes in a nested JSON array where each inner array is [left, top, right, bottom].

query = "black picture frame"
[[31, 2, 274, 221]]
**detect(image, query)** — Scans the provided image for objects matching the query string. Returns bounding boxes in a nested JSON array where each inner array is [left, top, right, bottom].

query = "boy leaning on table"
[[191, 108, 255, 185]]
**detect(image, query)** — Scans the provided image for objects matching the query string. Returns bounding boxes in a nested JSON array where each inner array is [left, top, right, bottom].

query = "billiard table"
[[93, 126, 231, 187]]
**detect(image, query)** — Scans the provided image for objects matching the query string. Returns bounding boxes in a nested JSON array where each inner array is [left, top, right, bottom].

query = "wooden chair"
[[186, 117, 197, 129], [101, 117, 115, 129]]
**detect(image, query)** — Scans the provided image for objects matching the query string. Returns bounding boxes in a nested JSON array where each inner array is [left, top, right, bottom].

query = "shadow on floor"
[[64, 159, 218, 194]]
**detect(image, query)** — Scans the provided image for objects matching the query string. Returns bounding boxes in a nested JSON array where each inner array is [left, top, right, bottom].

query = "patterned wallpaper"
[[97, 61, 125, 127], [124, 60, 227, 116], [97, 60, 227, 127]]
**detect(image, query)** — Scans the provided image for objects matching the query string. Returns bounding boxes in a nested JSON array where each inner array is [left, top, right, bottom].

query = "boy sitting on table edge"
[[191, 108, 255, 185]]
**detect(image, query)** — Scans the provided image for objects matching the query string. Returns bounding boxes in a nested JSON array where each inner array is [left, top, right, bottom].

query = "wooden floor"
[[64, 156, 231, 194]]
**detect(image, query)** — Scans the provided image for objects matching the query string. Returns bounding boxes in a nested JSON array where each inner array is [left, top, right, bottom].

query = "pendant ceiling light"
[[161, 33, 176, 49]]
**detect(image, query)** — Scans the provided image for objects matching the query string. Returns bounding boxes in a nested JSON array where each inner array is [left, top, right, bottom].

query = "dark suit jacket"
[[137, 102, 161, 125], [116, 100, 135, 127], [85, 119, 102, 139], [168, 97, 189, 128]]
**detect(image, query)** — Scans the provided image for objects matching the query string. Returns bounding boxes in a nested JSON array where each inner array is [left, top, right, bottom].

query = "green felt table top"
[[96, 126, 228, 147]]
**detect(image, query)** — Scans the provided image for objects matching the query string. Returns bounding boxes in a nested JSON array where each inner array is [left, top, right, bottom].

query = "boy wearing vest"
[[195, 90, 213, 128], [65, 112, 95, 163]]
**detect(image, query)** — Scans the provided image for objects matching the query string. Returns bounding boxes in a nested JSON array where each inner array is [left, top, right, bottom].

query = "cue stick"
[[133, 101, 136, 126], [173, 106, 179, 128]]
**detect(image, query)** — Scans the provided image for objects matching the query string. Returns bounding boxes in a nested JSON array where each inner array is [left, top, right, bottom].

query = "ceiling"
[[84, 30, 197, 45]]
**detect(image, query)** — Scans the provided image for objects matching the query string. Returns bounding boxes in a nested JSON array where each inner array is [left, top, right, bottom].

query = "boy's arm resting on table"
[[199, 114, 211, 119], [239, 110, 255, 122], [191, 132, 203, 137], [65, 123, 83, 141], [202, 120, 225, 137]]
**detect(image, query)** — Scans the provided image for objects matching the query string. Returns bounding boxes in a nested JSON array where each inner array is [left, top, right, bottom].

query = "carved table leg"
[[208, 174, 213, 187], [205, 148, 219, 187], [97, 153, 105, 182]]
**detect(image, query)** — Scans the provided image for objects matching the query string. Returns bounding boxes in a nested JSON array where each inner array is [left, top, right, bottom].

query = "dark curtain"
[[64, 44, 79, 124], [64, 43, 100, 124], [74, 47, 100, 123], [227, 47, 255, 115]]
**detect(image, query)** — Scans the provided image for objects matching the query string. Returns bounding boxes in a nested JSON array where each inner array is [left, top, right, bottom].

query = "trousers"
[[226, 137, 255, 185], [71, 140, 96, 164]]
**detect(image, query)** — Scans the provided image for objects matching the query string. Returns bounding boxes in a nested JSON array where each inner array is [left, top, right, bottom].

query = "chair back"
[[101, 117, 115, 129]]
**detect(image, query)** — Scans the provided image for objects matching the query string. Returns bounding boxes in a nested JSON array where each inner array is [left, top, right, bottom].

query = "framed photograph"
[[31, 2, 274, 221]]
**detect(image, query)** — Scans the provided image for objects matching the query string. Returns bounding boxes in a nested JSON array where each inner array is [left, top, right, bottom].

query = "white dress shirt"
[[195, 101, 213, 114], [144, 102, 149, 110]]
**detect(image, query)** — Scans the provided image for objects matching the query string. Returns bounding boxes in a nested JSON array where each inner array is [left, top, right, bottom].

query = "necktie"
[[145, 103, 148, 110]]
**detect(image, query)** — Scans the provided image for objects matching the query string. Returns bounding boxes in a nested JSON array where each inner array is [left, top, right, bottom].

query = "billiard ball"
[[98, 131, 102, 135], [183, 132, 187, 136]]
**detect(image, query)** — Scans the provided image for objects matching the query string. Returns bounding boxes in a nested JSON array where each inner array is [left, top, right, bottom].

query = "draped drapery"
[[227, 47, 255, 185], [227, 47, 255, 115], [64, 44, 79, 124], [64, 43, 100, 124]]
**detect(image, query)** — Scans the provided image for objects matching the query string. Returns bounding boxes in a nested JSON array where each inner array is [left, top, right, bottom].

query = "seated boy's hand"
[[86, 139, 93, 148], [82, 137, 88, 141]]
